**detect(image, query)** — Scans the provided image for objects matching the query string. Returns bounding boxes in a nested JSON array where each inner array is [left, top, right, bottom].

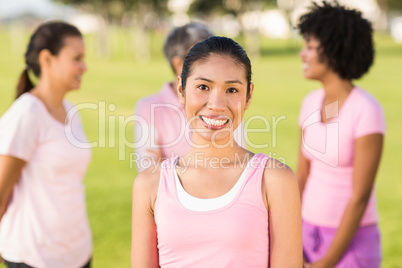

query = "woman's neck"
[[29, 78, 68, 124], [319, 72, 354, 123], [30, 79, 66, 110], [181, 139, 250, 169], [321, 72, 353, 102]]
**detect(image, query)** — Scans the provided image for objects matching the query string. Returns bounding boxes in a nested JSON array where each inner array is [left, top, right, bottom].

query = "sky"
[[0, 0, 72, 20]]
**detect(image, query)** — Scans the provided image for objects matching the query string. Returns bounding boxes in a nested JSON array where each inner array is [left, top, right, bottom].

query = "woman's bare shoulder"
[[263, 158, 297, 189], [262, 158, 300, 214], [133, 164, 162, 202]]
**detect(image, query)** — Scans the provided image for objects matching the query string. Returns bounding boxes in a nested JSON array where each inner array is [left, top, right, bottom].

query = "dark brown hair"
[[16, 21, 82, 98], [298, 1, 374, 80]]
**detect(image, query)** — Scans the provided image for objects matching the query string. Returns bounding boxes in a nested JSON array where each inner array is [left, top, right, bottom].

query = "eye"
[[75, 54, 85, 62], [226, 87, 238, 93], [197, 84, 209, 91], [307, 45, 319, 51]]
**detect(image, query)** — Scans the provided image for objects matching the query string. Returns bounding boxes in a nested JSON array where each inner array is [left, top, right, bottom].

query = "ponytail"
[[16, 21, 82, 99], [16, 68, 34, 99]]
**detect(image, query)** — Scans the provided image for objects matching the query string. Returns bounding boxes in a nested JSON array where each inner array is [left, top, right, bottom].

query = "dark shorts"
[[4, 258, 91, 268], [303, 220, 381, 268]]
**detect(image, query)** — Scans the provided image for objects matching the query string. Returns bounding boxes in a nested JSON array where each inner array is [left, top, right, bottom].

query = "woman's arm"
[[310, 133, 384, 267], [131, 168, 160, 268], [0, 155, 25, 221], [297, 129, 311, 266], [265, 159, 303, 268], [297, 129, 310, 198]]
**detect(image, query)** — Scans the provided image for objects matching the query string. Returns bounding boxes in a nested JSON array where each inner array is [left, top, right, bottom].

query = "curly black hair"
[[297, 1, 374, 80]]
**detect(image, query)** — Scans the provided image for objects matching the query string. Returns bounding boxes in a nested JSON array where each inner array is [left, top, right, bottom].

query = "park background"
[[0, 0, 401, 267]]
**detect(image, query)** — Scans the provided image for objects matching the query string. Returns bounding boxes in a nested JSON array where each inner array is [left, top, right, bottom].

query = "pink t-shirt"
[[154, 153, 269, 267], [0, 93, 92, 268], [298, 87, 386, 227], [134, 83, 246, 172]]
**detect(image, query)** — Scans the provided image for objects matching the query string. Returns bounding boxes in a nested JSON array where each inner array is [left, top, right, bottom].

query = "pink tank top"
[[155, 153, 269, 267]]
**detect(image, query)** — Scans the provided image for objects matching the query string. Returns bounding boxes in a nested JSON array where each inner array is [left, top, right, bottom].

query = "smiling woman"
[[131, 36, 303, 268], [179, 54, 250, 144], [0, 22, 92, 268]]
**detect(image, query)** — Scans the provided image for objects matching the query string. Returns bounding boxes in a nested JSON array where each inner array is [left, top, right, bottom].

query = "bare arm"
[[311, 133, 384, 267], [131, 168, 160, 268], [297, 128, 310, 199], [0, 155, 25, 222], [265, 159, 303, 268]]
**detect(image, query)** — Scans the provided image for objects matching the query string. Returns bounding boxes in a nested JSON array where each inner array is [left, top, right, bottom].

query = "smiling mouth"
[[302, 63, 309, 69], [200, 116, 229, 128]]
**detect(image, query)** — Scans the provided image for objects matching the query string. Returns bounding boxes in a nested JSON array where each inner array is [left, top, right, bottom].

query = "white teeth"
[[201, 116, 227, 127], [302, 63, 309, 69]]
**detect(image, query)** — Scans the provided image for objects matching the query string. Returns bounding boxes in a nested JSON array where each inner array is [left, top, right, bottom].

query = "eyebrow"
[[226, 80, 243, 85], [194, 77, 243, 85]]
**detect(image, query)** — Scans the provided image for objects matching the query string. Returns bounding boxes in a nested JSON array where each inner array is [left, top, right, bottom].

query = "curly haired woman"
[[297, 2, 385, 268]]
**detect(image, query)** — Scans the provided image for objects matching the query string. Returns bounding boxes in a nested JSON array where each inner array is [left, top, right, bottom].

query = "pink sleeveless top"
[[155, 153, 269, 267]]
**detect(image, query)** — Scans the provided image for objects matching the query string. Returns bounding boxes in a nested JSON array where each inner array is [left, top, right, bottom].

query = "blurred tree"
[[377, 0, 402, 12], [189, 0, 276, 15], [55, 0, 168, 22], [54, 0, 169, 60], [189, 0, 271, 57], [376, 0, 402, 31]]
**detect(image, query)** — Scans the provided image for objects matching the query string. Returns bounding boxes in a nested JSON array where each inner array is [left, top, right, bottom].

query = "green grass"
[[0, 26, 401, 267]]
